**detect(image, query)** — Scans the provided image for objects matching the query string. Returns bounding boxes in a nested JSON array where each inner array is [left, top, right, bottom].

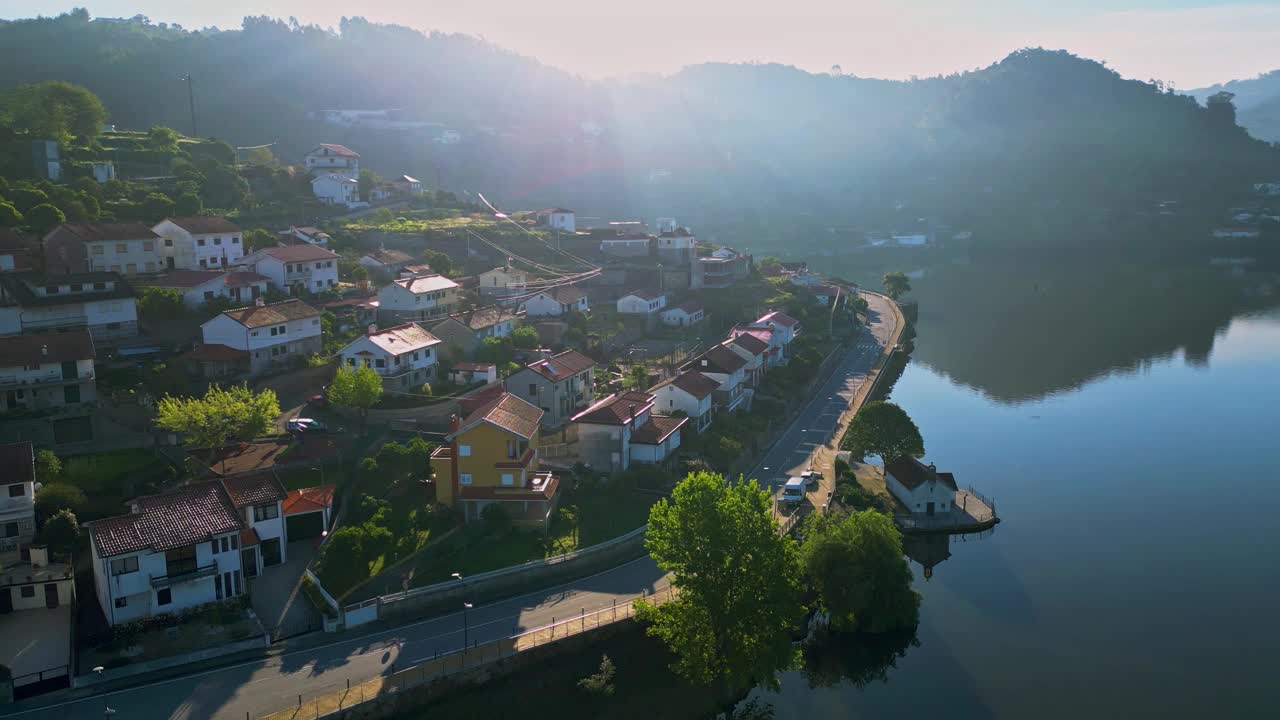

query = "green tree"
[[245, 146, 275, 166], [242, 228, 272, 252], [35, 449, 62, 483], [358, 169, 384, 202], [34, 483, 86, 520], [475, 335, 514, 366], [758, 256, 783, 275], [24, 203, 65, 233], [637, 471, 802, 690], [348, 264, 369, 288], [511, 325, 539, 349], [173, 192, 203, 216], [578, 654, 616, 697], [146, 125, 181, 151], [3, 81, 107, 145], [11, 188, 49, 214], [0, 203, 21, 226], [155, 385, 280, 468], [881, 272, 911, 300], [625, 364, 649, 390], [317, 525, 368, 594], [142, 192, 175, 221], [327, 366, 383, 429], [423, 249, 452, 275], [800, 510, 920, 633], [40, 509, 81, 558], [843, 401, 924, 476], [137, 287, 186, 321]]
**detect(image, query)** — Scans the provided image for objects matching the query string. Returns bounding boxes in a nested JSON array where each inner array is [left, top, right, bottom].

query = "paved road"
[[2, 557, 667, 720], [4, 292, 898, 720]]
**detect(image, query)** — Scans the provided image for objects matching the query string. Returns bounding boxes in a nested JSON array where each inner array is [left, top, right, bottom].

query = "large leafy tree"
[[800, 510, 920, 634], [881, 272, 911, 300], [843, 401, 924, 474], [23, 203, 64, 234], [155, 385, 280, 467], [637, 471, 803, 691], [327, 366, 383, 429], [40, 509, 81, 558], [2, 80, 107, 145]]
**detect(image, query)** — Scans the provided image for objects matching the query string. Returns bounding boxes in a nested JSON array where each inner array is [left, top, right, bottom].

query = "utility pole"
[[182, 74, 199, 137]]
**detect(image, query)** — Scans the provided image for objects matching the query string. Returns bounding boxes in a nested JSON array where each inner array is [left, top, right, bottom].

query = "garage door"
[[287, 511, 325, 541]]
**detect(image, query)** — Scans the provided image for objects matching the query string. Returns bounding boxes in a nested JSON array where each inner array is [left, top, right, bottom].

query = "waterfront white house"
[[885, 457, 957, 516], [338, 323, 442, 389]]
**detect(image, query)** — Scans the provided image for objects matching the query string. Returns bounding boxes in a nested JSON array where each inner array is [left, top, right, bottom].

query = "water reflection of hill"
[[904, 263, 1280, 404]]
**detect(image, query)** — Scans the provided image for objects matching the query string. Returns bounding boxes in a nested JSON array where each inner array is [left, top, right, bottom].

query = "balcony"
[[0, 494, 35, 517], [150, 561, 218, 588], [0, 370, 93, 388], [21, 315, 88, 330]]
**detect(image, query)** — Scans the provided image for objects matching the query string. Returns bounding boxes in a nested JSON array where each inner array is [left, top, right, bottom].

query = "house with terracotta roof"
[[651, 371, 718, 433], [88, 482, 249, 626], [133, 269, 268, 309], [376, 274, 460, 325], [0, 331, 96, 412], [283, 485, 336, 541], [279, 226, 331, 247], [730, 326, 782, 369], [723, 331, 769, 386], [359, 248, 415, 275], [337, 322, 442, 389], [0, 441, 37, 553], [571, 391, 687, 471], [429, 306, 517, 360], [42, 223, 162, 276], [152, 217, 246, 271], [198, 299, 322, 376], [505, 349, 596, 427], [431, 392, 560, 529], [660, 300, 704, 327], [477, 264, 529, 298], [616, 289, 667, 315], [886, 457, 958, 517], [524, 285, 589, 318], [236, 245, 339, 295], [219, 472, 289, 574], [393, 175, 424, 195], [0, 272, 138, 344], [680, 344, 751, 413], [304, 144, 361, 177], [748, 310, 801, 361]]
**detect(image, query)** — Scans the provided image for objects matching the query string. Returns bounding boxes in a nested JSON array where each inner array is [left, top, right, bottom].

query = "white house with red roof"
[[152, 217, 246, 270], [524, 285, 589, 317], [236, 245, 339, 295], [651, 371, 718, 433], [723, 332, 769, 386], [571, 391, 686, 471], [886, 457, 958, 517], [133, 269, 268, 309], [199, 299, 323, 376], [660, 300, 704, 327], [505, 349, 596, 427], [616, 289, 667, 315], [749, 310, 801, 360], [376, 274, 461, 324], [680, 344, 751, 412], [304, 144, 361, 177], [311, 173, 360, 207], [337, 322, 442, 389]]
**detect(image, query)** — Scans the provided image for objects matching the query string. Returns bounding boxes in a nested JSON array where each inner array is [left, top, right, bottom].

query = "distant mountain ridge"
[[1189, 70, 1280, 111]]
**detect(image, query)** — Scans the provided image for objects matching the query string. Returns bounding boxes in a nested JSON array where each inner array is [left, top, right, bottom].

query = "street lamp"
[[451, 572, 471, 658], [92, 667, 116, 716]]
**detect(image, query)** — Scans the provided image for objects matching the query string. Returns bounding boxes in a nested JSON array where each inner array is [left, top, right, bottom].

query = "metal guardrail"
[[12, 664, 69, 687]]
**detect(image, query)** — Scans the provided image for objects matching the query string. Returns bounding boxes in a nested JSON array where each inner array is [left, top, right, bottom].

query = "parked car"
[[781, 477, 806, 507], [800, 469, 823, 489], [287, 418, 329, 433]]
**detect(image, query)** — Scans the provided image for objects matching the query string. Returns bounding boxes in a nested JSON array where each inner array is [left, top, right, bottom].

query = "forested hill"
[[3, 11, 1278, 251]]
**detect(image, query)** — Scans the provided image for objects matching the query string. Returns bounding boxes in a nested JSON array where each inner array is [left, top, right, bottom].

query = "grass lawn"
[[62, 449, 176, 521]]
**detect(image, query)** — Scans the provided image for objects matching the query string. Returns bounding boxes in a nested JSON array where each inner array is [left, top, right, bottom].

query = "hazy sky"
[[2, 1, 1278, 88]]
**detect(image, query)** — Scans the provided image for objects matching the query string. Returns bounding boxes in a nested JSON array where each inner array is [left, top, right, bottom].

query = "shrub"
[[481, 503, 512, 535], [34, 482, 85, 518]]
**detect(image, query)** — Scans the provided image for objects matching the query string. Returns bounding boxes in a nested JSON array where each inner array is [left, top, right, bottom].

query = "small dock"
[[894, 487, 999, 534]]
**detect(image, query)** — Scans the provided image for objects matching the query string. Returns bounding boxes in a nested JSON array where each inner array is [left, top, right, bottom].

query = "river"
[[744, 260, 1280, 718]]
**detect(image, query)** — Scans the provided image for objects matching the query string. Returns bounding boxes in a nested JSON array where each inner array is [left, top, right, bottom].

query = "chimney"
[[628, 404, 636, 420], [700, 359, 707, 368], [29, 545, 49, 568], [41, 344, 48, 357], [448, 413, 461, 433], [367, 323, 378, 336]]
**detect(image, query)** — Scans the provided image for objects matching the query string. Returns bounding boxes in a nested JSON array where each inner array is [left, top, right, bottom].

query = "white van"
[[781, 477, 806, 506]]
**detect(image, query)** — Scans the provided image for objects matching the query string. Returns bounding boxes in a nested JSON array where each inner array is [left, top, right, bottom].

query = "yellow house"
[[432, 392, 561, 528]]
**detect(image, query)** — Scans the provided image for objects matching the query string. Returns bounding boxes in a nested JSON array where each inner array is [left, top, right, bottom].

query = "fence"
[[260, 585, 677, 720], [12, 664, 69, 688]]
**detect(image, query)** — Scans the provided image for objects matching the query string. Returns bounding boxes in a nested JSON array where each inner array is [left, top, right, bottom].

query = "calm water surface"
[[748, 262, 1280, 718]]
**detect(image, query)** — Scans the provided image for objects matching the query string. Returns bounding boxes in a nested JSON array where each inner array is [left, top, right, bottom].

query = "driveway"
[[251, 540, 322, 640]]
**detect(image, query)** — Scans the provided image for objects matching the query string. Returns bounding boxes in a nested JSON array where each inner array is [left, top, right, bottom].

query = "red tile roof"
[[667, 300, 703, 314], [729, 332, 769, 355], [239, 527, 261, 546], [630, 414, 687, 445], [886, 457, 958, 492], [684, 344, 748, 375], [181, 343, 249, 362], [361, 322, 441, 354], [225, 271, 270, 287], [525, 349, 595, 382], [219, 299, 321, 328], [90, 482, 243, 557], [313, 143, 360, 158], [51, 223, 160, 243], [164, 216, 243, 235], [259, 245, 339, 263], [0, 330, 94, 367], [283, 484, 336, 516], [572, 391, 655, 425], [658, 371, 720, 400], [219, 472, 286, 508], [133, 269, 225, 289], [454, 392, 544, 439], [0, 441, 35, 485], [446, 306, 517, 331], [756, 310, 799, 328], [363, 248, 414, 265]]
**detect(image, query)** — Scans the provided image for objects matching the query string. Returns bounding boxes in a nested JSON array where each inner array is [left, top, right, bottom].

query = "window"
[[91, 245, 105, 256], [164, 237, 173, 247], [199, 258, 208, 268], [8, 484, 24, 498], [254, 503, 279, 521], [459, 445, 471, 457], [3, 522, 17, 538], [347, 358, 356, 367], [197, 238, 206, 246], [412, 352, 419, 361], [375, 359, 385, 368], [145, 262, 156, 272], [204, 291, 215, 300], [116, 243, 127, 253], [459, 473, 473, 486], [156, 588, 172, 606], [326, 261, 333, 268], [528, 384, 538, 396], [20, 585, 35, 598], [314, 262, 322, 269], [94, 282, 106, 290], [125, 263, 137, 275], [312, 319, 319, 326], [114, 596, 128, 609], [270, 327, 279, 336], [251, 331, 259, 337], [142, 241, 154, 251], [211, 538, 220, 554], [315, 281, 322, 288], [110, 556, 139, 576], [214, 238, 222, 246], [232, 236, 240, 244], [70, 284, 83, 292], [502, 473, 515, 486], [45, 285, 59, 295]]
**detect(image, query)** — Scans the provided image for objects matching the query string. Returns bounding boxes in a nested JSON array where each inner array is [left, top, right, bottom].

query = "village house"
[[0, 543, 74, 696], [377, 275, 460, 325], [723, 332, 769, 387], [393, 175, 424, 195], [236, 245, 339, 295], [0, 331, 97, 413], [478, 264, 529, 297], [133, 270, 269, 309], [359, 248, 415, 276], [151, 217, 246, 271], [656, 226, 697, 264], [0, 272, 138, 345], [338, 322, 442, 389], [651, 370, 718, 433], [660, 300, 704, 327], [691, 247, 752, 289], [196, 299, 322, 376], [429, 306, 517, 359], [279, 227, 331, 247], [748, 310, 801, 360], [571, 391, 687, 471], [616, 289, 667, 315], [449, 362, 497, 386], [812, 284, 842, 306], [431, 393, 560, 529], [599, 233, 652, 258], [681, 344, 751, 413], [524, 285, 589, 318], [219, 473, 290, 574], [0, 441, 37, 554], [886, 457, 958, 517], [311, 173, 360, 206], [42, 223, 162, 276], [304, 144, 361, 177], [282, 485, 336, 543], [536, 208, 576, 233], [730, 326, 781, 368], [505, 349, 596, 428], [399, 263, 434, 278], [0, 228, 35, 273]]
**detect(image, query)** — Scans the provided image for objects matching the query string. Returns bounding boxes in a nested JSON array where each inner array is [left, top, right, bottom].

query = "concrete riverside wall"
[[377, 527, 648, 621]]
